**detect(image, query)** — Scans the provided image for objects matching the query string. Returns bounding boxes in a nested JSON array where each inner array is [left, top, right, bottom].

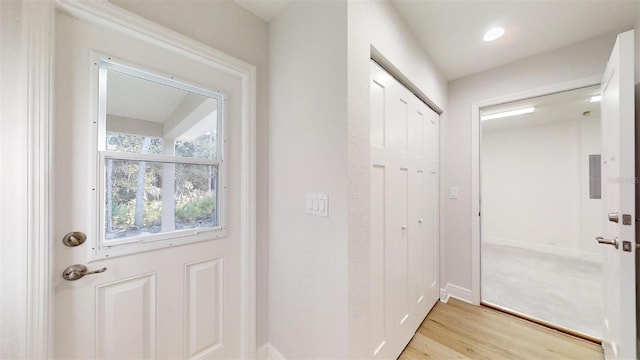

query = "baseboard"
[[440, 283, 473, 304], [257, 343, 286, 360], [483, 236, 602, 263]]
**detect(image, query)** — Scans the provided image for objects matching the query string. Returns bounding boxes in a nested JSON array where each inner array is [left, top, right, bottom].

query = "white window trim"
[[92, 55, 228, 260]]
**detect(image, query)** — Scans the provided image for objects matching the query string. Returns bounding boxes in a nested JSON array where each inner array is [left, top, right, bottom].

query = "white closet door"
[[370, 60, 440, 359], [370, 62, 396, 360], [423, 109, 440, 310]]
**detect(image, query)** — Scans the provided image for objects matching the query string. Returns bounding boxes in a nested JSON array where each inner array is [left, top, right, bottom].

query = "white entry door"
[[599, 30, 636, 360], [53, 9, 250, 359], [370, 61, 440, 359]]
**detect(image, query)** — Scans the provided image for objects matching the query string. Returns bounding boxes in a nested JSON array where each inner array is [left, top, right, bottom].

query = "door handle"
[[596, 236, 619, 249], [608, 212, 619, 223], [62, 264, 107, 281]]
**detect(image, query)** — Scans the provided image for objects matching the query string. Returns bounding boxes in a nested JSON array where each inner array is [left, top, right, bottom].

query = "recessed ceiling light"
[[483, 27, 505, 42], [590, 95, 602, 102], [481, 107, 534, 121]]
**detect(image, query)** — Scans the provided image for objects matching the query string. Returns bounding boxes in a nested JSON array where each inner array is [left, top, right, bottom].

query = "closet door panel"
[[425, 110, 440, 305], [370, 60, 440, 359], [393, 166, 413, 355], [369, 70, 395, 359]]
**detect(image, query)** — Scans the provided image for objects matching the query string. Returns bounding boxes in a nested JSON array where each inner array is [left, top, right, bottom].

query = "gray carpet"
[[481, 242, 603, 338]]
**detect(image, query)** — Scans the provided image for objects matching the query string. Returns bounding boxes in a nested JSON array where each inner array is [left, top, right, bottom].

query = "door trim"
[[470, 74, 601, 305], [51, 1, 258, 357], [0, 0, 57, 357], [27, 2, 55, 356]]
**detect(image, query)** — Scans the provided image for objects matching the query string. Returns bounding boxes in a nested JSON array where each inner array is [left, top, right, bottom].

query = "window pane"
[[175, 131, 218, 160], [106, 132, 162, 154], [105, 158, 219, 241], [105, 68, 219, 160]]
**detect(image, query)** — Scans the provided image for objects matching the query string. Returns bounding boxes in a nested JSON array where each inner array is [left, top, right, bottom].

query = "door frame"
[[1, 1, 55, 358], [27, 0, 257, 357], [470, 74, 602, 305]]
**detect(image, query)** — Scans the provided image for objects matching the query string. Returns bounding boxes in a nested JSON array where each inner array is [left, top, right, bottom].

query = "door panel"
[[54, 12, 243, 359], [185, 258, 224, 358], [370, 164, 393, 359], [395, 166, 411, 349], [370, 60, 440, 359], [96, 273, 157, 359], [398, 98, 409, 154], [425, 110, 440, 305], [600, 30, 636, 360], [409, 168, 426, 320], [371, 80, 387, 148]]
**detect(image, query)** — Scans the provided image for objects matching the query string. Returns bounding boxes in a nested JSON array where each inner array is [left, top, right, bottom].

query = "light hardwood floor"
[[398, 299, 604, 360]]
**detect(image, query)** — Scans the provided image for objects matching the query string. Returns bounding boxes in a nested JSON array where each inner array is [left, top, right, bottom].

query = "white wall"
[[578, 116, 605, 258], [109, 0, 272, 347], [269, 1, 349, 358], [481, 116, 602, 260], [268, 0, 447, 357], [444, 33, 617, 295]]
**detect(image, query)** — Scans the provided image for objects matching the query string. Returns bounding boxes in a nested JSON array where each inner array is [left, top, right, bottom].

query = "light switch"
[[317, 194, 328, 217], [306, 193, 328, 217], [449, 187, 458, 199]]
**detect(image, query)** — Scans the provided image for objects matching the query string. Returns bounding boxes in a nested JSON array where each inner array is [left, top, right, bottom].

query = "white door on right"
[[599, 29, 635, 360]]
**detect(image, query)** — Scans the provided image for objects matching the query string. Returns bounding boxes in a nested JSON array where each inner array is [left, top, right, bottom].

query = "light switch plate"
[[307, 193, 328, 217]]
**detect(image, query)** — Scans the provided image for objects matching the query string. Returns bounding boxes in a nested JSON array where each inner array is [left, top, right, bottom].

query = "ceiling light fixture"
[[481, 107, 535, 121], [483, 27, 505, 42], [590, 95, 602, 102]]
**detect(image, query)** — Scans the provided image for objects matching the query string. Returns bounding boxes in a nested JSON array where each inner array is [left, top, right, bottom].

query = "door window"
[[96, 58, 226, 257]]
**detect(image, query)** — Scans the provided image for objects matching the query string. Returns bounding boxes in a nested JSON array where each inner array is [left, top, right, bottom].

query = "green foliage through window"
[[104, 132, 219, 241]]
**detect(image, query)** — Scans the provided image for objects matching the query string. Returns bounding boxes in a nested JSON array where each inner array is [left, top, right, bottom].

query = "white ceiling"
[[106, 70, 218, 140], [392, 0, 640, 80], [481, 84, 601, 133], [234, 0, 290, 22], [107, 69, 188, 123], [236, 0, 639, 81]]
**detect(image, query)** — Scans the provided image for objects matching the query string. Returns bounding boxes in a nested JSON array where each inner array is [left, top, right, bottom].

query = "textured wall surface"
[[269, 1, 349, 358]]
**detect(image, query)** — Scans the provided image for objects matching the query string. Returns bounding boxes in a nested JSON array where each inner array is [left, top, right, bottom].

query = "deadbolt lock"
[[62, 231, 87, 247]]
